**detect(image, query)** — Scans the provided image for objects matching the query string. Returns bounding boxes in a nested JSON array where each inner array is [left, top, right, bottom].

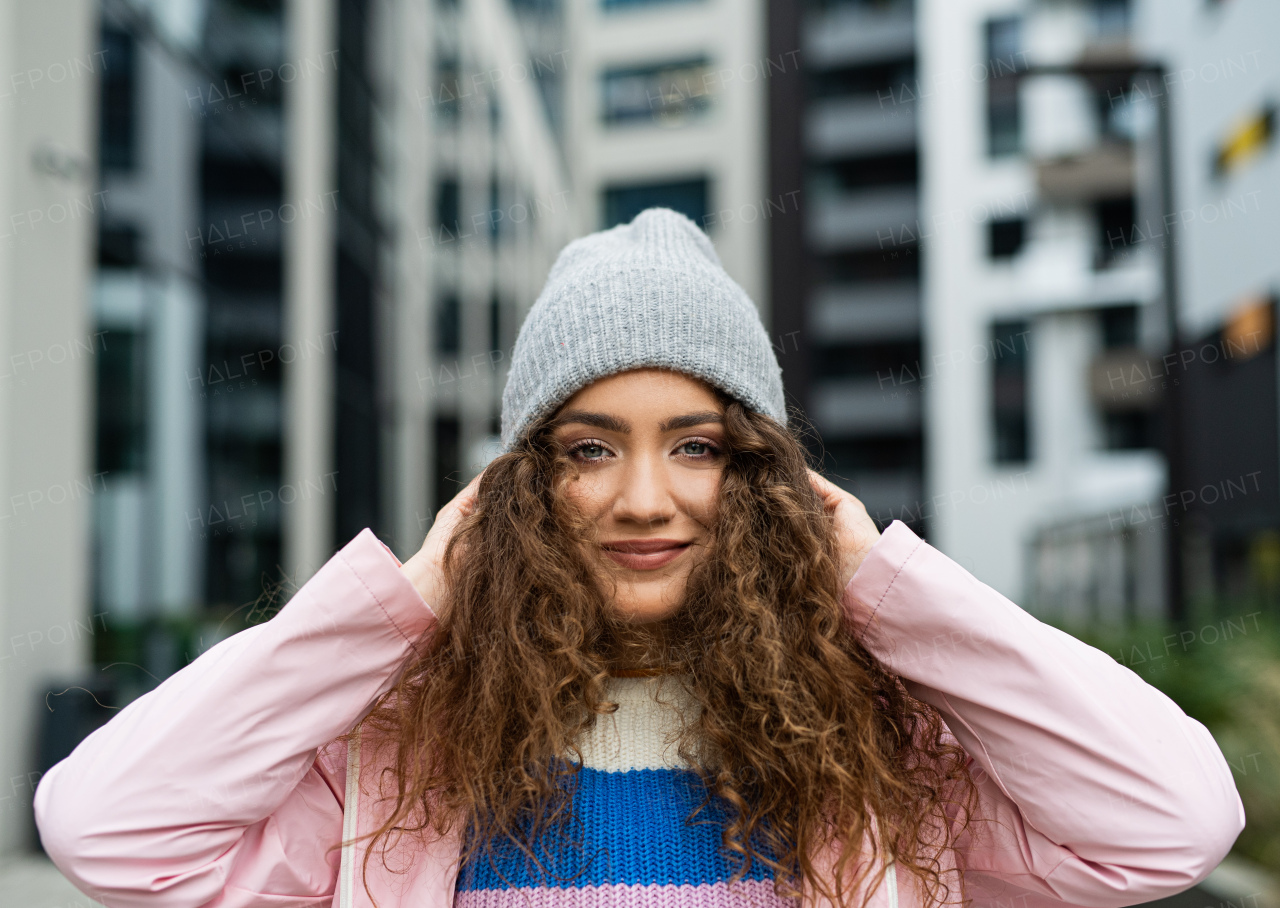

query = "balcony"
[[810, 377, 921, 435], [803, 3, 915, 69], [806, 96, 917, 158], [1089, 347, 1164, 411], [809, 281, 920, 342], [807, 186, 918, 252], [1035, 142, 1134, 202], [835, 470, 924, 525], [1023, 0, 1133, 69]]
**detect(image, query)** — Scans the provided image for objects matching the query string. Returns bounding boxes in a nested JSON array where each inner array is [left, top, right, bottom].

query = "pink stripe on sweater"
[[454, 878, 799, 907]]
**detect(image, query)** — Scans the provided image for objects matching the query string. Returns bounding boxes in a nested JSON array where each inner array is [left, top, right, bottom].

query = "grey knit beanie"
[[500, 207, 787, 450]]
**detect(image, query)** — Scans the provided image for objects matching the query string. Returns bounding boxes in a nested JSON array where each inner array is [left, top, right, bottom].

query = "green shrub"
[[1070, 614, 1280, 871]]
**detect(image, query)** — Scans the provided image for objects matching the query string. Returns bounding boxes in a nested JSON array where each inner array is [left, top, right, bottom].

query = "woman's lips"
[[601, 539, 692, 571]]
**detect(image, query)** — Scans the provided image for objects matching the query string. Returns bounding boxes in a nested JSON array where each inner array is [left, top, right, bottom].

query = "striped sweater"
[[452, 672, 800, 907]]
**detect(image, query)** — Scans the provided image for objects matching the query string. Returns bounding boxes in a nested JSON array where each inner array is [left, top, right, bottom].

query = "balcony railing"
[[810, 376, 922, 435], [808, 281, 920, 342], [1035, 141, 1133, 202], [807, 95, 917, 158], [807, 186, 918, 252], [803, 2, 915, 69]]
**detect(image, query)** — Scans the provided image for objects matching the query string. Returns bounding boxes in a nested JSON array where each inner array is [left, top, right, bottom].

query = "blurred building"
[[82, 0, 299, 707], [5, 0, 576, 865], [769, 0, 927, 534], [424, 0, 573, 529], [564, 0, 768, 302], [1136, 0, 1280, 619], [918, 0, 1171, 621], [0, 0, 98, 860]]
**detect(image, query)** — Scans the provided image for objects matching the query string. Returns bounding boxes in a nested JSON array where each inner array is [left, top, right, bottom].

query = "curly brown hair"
[[342, 395, 978, 908]]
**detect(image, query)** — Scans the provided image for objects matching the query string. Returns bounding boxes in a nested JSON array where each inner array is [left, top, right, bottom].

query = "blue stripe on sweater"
[[454, 764, 781, 891]]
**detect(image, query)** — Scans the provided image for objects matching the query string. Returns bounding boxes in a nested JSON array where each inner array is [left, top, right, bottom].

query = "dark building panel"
[[602, 177, 709, 230], [199, 0, 287, 610], [1180, 316, 1280, 536], [770, 0, 923, 534], [334, 0, 383, 545], [767, 0, 809, 418]]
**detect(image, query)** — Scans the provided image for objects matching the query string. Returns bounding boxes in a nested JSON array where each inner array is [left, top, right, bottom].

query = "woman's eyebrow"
[[551, 410, 631, 433], [659, 412, 723, 432]]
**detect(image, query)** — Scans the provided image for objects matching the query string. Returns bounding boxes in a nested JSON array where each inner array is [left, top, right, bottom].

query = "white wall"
[[1135, 0, 1280, 340], [564, 0, 768, 312], [919, 0, 1165, 601], [0, 0, 97, 857]]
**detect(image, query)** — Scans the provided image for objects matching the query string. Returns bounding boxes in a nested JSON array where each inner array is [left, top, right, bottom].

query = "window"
[[603, 0, 700, 10], [98, 224, 141, 268], [812, 340, 921, 381], [815, 249, 920, 283], [434, 416, 460, 513], [96, 329, 147, 474], [1103, 411, 1152, 449], [434, 57, 460, 121], [1095, 196, 1136, 268], [808, 59, 917, 103], [1100, 305, 1139, 348], [822, 436, 923, 474], [99, 26, 137, 172], [489, 294, 503, 356], [436, 179, 459, 232], [1093, 0, 1131, 38], [991, 320, 1030, 463], [810, 151, 918, 192], [988, 218, 1026, 260], [809, 0, 914, 14], [603, 177, 709, 230], [985, 17, 1024, 158], [602, 59, 712, 125], [436, 294, 460, 355], [488, 176, 501, 238]]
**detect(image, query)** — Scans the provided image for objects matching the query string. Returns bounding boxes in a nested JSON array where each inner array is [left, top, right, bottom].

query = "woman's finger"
[[433, 470, 484, 529], [451, 471, 483, 515], [807, 469, 842, 509]]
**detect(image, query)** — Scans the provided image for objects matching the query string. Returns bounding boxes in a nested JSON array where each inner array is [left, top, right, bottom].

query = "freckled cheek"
[[675, 473, 722, 524], [561, 474, 615, 523]]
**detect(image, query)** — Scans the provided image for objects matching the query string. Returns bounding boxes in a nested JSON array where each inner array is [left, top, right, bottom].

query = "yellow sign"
[[1214, 105, 1275, 176]]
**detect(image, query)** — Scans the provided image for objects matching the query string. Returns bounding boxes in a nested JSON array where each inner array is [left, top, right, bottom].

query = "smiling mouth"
[[600, 539, 692, 571]]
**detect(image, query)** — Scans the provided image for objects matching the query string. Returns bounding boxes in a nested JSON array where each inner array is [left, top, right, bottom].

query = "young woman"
[[36, 208, 1242, 908]]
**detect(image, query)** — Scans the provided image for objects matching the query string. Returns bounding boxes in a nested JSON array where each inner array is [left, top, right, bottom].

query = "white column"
[[0, 0, 96, 857], [379, 0, 433, 557], [151, 275, 203, 613], [282, 0, 338, 580]]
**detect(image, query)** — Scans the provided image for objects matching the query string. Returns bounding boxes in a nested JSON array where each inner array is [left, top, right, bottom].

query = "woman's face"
[[550, 368, 725, 624]]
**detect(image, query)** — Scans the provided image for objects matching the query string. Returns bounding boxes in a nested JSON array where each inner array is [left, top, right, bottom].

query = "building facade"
[[0, 0, 98, 860], [423, 0, 574, 533], [1135, 0, 1280, 619], [565, 0, 769, 305], [917, 0, 1170, 622], [769, 0, 927, 535]]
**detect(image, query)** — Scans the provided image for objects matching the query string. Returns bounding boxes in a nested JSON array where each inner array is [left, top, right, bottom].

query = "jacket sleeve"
[[33, 529, 438, 908], [843, 520, 1245, 908]]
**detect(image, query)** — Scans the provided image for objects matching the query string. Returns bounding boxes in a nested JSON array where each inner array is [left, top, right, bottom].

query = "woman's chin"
[[610, 605, 680, 625], [606, 591, 684, 625]]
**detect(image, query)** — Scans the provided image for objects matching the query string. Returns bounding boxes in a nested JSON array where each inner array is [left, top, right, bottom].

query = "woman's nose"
[[611, 454, 677, 529]]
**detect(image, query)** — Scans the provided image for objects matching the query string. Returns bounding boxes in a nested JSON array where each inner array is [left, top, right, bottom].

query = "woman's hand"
[[808, 470, 882, 592], [400, 471, 483, 624]]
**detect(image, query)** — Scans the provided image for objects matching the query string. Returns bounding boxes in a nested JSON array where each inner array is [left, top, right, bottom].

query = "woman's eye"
[[678, 440, 719, 458], [570, 442, 609, 461]]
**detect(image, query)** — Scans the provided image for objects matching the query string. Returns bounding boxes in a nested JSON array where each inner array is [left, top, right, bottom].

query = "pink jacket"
[[34, 519, 1244, 908]]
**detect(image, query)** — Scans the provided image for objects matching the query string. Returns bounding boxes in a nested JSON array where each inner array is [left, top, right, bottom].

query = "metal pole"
[[1152, 67, 1187, 625]]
